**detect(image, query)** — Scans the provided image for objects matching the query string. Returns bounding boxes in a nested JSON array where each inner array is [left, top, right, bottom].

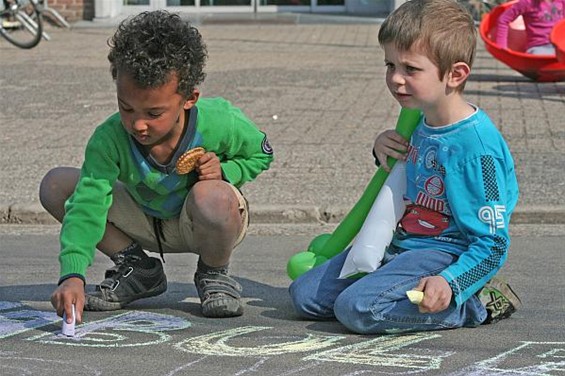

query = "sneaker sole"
[[202, 295, 244, 318], [84, 279, 167, 311]]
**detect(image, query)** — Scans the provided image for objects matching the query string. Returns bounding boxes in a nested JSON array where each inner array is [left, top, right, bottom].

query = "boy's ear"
[[447, 62, 471, 89], [183, 89, 200, 110]]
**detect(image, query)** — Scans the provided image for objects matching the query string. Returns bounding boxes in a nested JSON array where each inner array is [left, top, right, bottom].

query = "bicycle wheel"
[[0, 0, 43, 49]]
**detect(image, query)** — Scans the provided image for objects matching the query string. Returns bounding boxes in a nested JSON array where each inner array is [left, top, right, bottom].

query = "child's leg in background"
[[333, 249, 487, 334], [526, 44, 555, 55], [289, 248, 357, 319]]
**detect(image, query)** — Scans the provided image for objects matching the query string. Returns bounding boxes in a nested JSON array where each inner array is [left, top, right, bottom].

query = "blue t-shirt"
[[392, 106, 519, 306]]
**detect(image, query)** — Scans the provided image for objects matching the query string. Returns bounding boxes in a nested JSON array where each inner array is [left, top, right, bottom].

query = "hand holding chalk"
[[61, 304, 76, 337]]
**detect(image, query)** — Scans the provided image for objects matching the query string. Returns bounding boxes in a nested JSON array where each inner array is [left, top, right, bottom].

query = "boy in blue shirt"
[[289, 0, 521, 334]]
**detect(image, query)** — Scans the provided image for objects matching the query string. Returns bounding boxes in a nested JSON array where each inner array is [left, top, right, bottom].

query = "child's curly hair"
[[108, 11, 207, 98]]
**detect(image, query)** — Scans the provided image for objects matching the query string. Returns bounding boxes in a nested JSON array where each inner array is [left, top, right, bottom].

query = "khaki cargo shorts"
[[107, 181, 249, 255]]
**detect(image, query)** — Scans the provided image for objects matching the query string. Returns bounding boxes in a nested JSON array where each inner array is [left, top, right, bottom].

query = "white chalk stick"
[[61, 304, 76, 337]]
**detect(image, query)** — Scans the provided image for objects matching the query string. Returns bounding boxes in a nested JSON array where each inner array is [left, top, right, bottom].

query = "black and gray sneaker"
[[85, 254, 167, 311], [194, 270, 243, 318], [478, 277, 522, 324]]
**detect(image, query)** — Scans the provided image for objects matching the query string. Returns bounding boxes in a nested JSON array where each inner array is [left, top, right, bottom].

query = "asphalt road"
[[1, 224, 564, 376]]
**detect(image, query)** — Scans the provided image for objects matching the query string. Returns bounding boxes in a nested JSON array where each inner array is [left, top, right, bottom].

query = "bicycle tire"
[[0, 0, 43, 49]]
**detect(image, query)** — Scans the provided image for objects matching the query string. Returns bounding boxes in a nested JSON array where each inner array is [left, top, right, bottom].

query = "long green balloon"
[[318, 107, 421, 258], [287, 108, 421, 280]]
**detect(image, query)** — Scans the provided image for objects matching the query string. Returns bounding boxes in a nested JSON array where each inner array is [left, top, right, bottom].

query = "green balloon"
[[308, 233, 332, 253], [287, 108, 421, 280], [287, 251, 328, 281], [318, 107, 420, 260]]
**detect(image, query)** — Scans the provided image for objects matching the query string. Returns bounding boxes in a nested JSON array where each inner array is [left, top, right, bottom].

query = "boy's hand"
[[51, 277, 85, 324], [414, 276, 452, 313], [196, 152, 222, 180], [373, 129, 409, 172]]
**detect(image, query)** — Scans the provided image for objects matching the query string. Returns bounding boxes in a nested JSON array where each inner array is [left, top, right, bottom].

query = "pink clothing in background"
[[495, 0, 565, 50]]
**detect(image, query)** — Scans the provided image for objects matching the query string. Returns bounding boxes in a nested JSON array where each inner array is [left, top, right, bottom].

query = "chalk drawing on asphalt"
[[3, 300, 564, 376], [164, 355, 209, 376], [446, 341, 565, 375], [0, 301, 23, 310], [0, 307, 60, 339], [277, 361, 327, 376], [176, 326, 344, 356], [27, 311, 191, 347], [305, 332, 453, 373], [233, 357, 270, 376], [0, 351, 102, 375]]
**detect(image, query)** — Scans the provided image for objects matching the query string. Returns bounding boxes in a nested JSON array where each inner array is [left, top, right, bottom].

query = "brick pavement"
[[1, 16, 563, 225]]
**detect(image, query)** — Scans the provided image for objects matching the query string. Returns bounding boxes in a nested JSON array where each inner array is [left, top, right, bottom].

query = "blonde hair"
[[378, 0, 476, 83]]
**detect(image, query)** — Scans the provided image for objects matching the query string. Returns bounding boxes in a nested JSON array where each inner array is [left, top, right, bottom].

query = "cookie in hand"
[[176, 147, 205, 175]]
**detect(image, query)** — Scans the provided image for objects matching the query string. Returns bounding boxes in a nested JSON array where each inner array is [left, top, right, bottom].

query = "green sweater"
[[59, 97, 273, 280]]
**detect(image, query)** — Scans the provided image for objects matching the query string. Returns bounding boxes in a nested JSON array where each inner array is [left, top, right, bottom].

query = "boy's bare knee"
[[40, 168, 61, 207], [39, 167, 79, 212], [188, 181, 237, 220]]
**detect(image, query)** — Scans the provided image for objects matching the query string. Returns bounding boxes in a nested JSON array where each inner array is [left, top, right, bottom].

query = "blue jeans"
[[289, 246, 487, 334], [527, 44, 555, 55]]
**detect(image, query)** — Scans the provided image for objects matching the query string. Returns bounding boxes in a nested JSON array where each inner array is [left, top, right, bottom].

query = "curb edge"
[[2, 203, 565, 225]]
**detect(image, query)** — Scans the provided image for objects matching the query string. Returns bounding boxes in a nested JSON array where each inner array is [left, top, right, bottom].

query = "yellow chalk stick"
[[406, 290, 424, 305]]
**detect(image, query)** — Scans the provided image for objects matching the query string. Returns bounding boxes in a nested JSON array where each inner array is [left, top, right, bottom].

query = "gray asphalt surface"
[[1, 12, 564, 376], [1, 224, 564, 375]]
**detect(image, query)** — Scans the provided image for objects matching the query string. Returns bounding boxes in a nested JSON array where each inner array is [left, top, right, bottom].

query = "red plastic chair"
[[551, 19, 565, 63], [479, 1, 565, 82]]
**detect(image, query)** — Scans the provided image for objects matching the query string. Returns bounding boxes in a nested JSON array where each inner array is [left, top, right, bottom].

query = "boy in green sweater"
[[39, 11, 273, 323]]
